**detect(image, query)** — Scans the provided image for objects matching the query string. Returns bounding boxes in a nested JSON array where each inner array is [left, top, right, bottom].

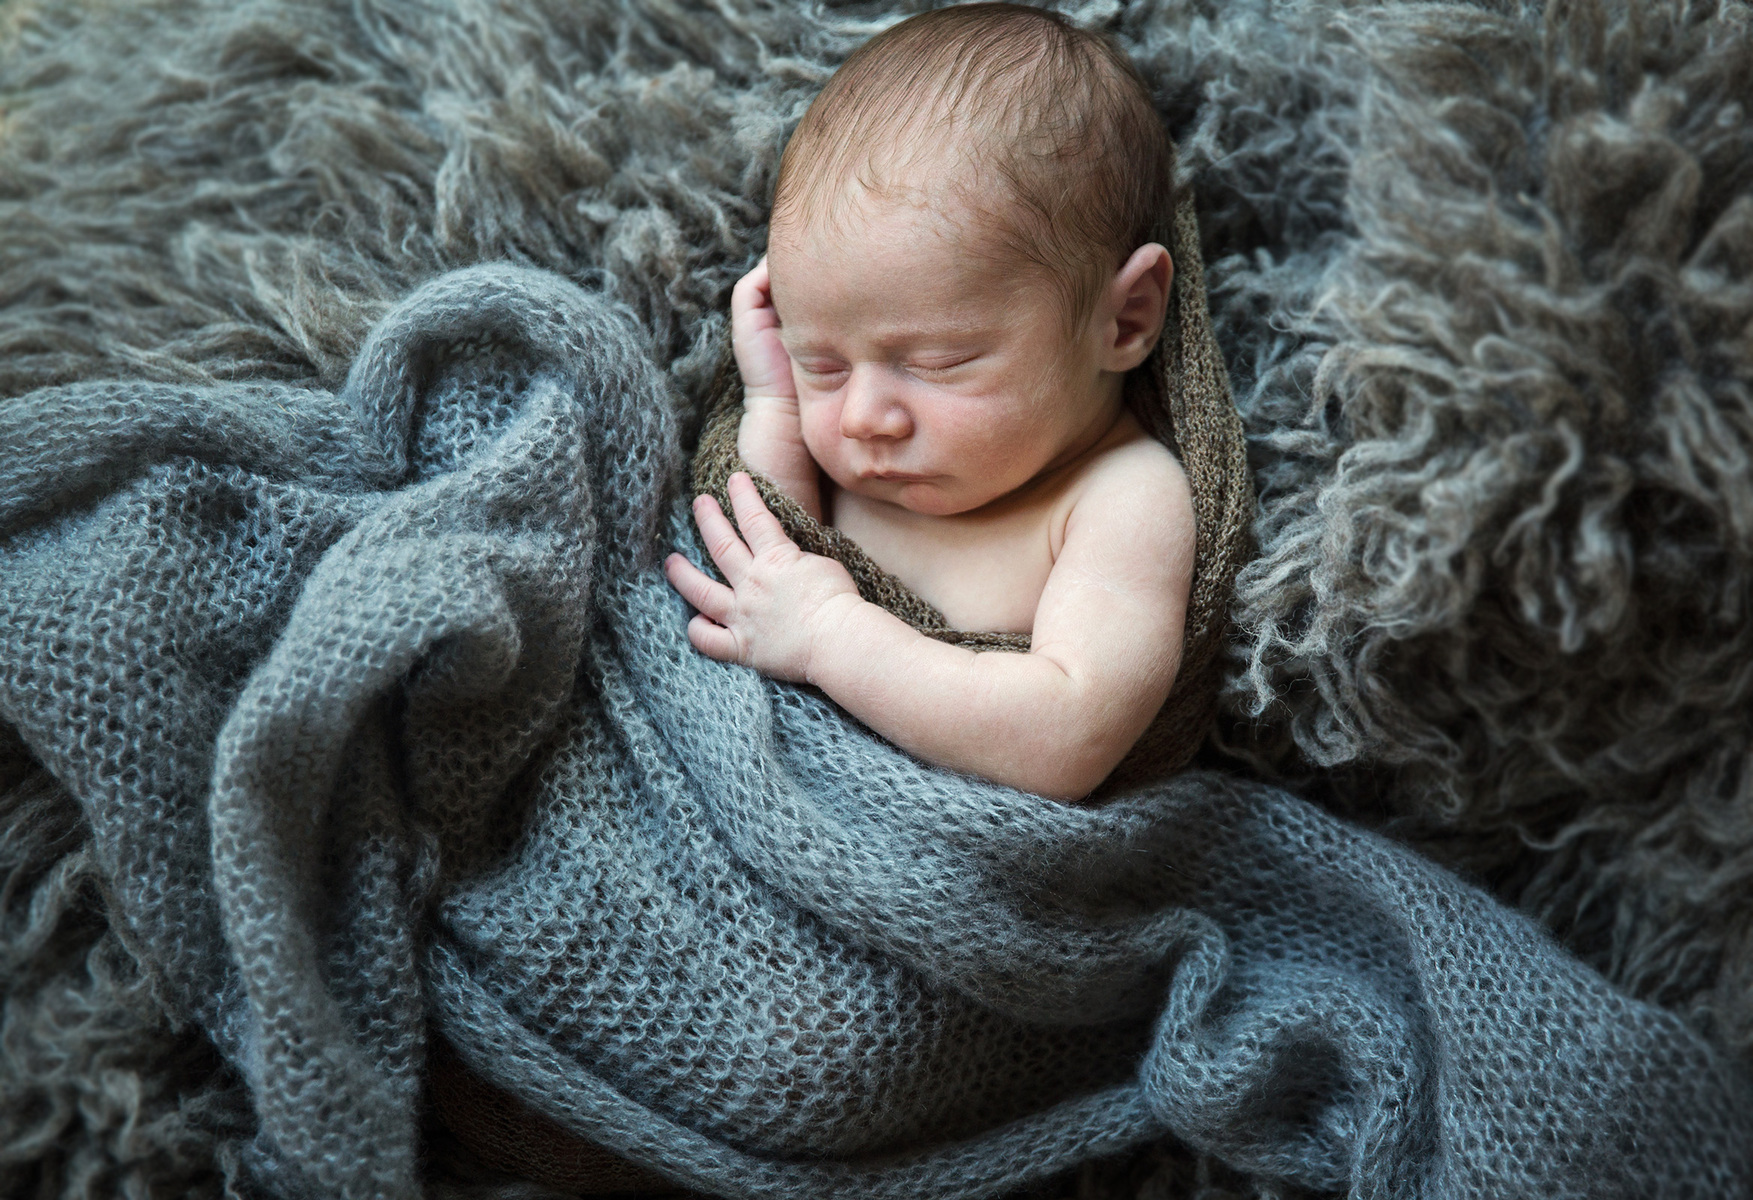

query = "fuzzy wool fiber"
[[3, 0, 1753, 1198]]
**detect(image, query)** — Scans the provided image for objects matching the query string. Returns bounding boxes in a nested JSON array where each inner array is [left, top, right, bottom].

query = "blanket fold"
[[3, 264, 1750, 1200]]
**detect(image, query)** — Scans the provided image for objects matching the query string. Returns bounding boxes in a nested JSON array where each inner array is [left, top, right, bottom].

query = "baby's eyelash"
[[909, 357, 975, 375], [788, 357, 974, 383]]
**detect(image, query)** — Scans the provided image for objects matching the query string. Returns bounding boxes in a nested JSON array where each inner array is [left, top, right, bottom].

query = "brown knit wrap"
[[691, 190, 1254, 787]]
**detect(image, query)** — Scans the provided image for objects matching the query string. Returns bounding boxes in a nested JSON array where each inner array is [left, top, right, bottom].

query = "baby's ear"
[[1101, 244, 1173, 372]]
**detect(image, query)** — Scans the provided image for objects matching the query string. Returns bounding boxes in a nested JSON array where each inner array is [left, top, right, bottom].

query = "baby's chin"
[[828, 471, 995, 517]]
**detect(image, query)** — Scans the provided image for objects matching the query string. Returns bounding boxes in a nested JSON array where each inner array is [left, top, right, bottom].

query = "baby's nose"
[[839, 367, 912, 440]]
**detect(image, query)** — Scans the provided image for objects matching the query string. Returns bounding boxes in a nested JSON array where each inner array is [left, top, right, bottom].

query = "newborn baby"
[[665, 3, 1195, 800]]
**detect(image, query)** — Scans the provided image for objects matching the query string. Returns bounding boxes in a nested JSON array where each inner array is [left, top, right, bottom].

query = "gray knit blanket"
[[9, 0, 1753, 1197], [2, 262, 1749, 1199]]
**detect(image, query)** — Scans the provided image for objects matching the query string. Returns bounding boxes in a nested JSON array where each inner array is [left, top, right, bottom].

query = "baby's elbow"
[[1033, 778, 1101, 805], [996, 700, 1143, 803], [1013, 744, 1123, 804], [1011, 655, 1173, 803]]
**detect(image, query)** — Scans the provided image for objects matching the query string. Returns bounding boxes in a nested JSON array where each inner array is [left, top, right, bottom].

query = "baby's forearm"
[[804, 596, 1141, 801]]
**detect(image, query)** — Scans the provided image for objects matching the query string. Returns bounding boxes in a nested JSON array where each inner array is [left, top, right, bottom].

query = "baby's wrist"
[[800, 590, 865, 689], [736, 403, 809, 473], [740, 387, 799, 420], [737, 405, 822, 520]]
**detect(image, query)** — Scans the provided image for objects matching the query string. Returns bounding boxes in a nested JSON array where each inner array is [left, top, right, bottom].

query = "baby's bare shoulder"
[[1062, 434, 1196, 562], [1087, 432, 1191, 496]]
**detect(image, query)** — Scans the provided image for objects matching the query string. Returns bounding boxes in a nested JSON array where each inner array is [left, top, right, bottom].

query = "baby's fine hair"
[[772, 3, 1175, 326]]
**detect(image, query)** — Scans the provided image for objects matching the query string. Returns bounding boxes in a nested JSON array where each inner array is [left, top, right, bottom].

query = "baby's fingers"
[[686, 613, 743, 663], [664, 553, 734, 624], [691, 493, 753, 578], [731, 257, 774, 320], [726, 473, 795, 556]]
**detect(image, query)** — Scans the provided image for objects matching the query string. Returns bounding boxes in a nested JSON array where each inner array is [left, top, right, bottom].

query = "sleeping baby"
[[664, 2, 1196, 801]]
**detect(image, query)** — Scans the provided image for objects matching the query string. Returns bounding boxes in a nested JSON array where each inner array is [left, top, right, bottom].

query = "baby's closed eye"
[[792, 359, 849, 383], [906, 353, 980, 377]]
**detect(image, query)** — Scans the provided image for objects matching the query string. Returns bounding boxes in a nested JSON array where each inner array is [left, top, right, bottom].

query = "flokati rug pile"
[[4, 1, 1753, 1198]]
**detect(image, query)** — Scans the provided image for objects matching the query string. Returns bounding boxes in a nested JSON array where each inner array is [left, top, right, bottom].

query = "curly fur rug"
[[3, 0, 1752, 1196]]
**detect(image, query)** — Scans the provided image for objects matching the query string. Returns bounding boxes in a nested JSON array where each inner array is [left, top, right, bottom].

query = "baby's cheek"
[[938, 406, 1022, 471], [798, 404, 849, 472]]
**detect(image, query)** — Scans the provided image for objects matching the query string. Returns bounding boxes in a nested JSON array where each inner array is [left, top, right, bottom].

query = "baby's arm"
[[664, 461, 1194, 801], [731, 258, 823, 521]]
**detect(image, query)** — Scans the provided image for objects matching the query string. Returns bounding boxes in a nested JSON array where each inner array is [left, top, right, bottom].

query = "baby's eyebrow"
[[781, 323, 998, 355]]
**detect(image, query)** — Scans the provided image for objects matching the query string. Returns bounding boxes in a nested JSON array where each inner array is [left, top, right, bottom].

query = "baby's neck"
[[1005, 395, 1136, 509]]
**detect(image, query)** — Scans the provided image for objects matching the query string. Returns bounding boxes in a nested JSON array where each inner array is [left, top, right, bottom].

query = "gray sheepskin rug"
[[4, 0, 1753, 1197]]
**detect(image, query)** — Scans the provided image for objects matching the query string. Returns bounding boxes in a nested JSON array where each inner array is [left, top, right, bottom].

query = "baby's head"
[[765, 3, 1177, 516]]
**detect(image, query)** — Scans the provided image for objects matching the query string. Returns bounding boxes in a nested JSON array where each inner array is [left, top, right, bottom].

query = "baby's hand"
[[665, 473, 859, 682], [731, 257, 796, 403], [732, 259, 823, 520]]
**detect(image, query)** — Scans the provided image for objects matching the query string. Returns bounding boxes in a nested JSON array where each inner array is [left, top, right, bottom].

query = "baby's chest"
[[830, 499, 1058, 635]]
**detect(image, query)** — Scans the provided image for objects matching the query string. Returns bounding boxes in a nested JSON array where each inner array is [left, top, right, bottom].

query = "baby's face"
[[766, 192, 1121, 517]]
